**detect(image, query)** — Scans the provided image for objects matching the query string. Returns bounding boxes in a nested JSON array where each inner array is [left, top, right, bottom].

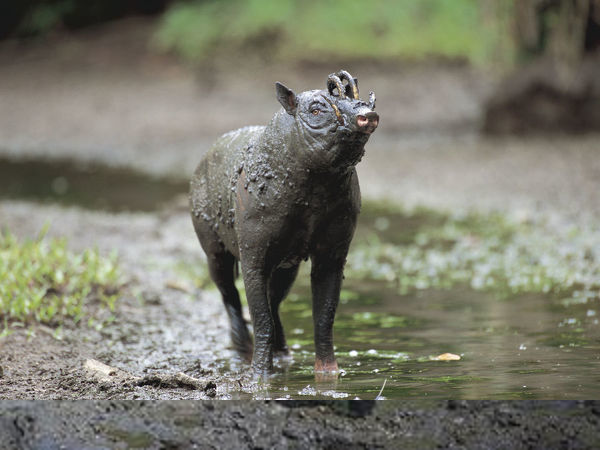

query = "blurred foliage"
[[16, 1, 73, 36], [154, 0, 514, 65], [0, 226, 121, 332], [4, 0, 596, 66]]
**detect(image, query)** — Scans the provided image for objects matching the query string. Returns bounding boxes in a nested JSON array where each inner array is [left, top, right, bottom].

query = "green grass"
[[153, 0, 514, 66], [0, 226, 121, 332]]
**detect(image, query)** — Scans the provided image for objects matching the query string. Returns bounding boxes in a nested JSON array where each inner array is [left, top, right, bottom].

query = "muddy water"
[[228, 282, 599, 400], [220, 211, 600, 400], [2, 156, 599, 400], [0, 157, 187, 212]]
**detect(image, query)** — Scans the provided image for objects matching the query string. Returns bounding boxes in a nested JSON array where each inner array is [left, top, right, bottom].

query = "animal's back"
[[190, 126, 264, 252]]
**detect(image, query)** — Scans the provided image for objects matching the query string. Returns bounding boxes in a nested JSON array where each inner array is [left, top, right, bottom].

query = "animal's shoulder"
[[216, 126, 265, 149]]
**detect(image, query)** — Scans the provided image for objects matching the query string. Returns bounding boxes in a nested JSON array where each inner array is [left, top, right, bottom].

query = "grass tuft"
[[0, 226, 121, 332]]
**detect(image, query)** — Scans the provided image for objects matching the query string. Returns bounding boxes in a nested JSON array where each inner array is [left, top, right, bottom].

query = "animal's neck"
[[260, 111, 358, 177]]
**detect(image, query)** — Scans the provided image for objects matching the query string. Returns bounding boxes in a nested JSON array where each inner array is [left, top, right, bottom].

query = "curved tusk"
[[321, 95, 344, 125], [337, 70, 359, 100], [327, 74, 346, 99]]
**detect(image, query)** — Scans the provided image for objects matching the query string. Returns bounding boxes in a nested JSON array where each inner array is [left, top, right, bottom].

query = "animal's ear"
[[275, 82, 298, 115]]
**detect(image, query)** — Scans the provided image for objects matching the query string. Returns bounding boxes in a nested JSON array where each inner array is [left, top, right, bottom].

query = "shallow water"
[[0, 157, 187, 212], [2, 156, 598, 400], [222, 280, 599, 400], [221, 208, 600, 400]]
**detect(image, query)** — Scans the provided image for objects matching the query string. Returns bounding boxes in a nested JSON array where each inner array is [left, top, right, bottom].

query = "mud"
[[0, 198, 258, 400], [2, 196, 600, 401], [0, 400, 599, 449]]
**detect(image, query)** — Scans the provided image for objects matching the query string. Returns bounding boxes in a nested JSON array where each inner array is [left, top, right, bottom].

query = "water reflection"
[[230, 281, 600, 400]]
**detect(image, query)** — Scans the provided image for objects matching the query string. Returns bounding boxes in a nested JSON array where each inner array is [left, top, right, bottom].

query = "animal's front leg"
[[241, 264, 274, 375], [310, 255, 345, 373]]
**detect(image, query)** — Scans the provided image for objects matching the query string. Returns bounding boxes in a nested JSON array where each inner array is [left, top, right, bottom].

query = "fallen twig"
[[83, 359, 213, 393], [137, 372, 207, 390], [375, 378, 387, 400], [84, 359, 134, 381]]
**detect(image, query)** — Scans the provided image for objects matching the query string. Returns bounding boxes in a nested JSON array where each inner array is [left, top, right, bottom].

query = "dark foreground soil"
[[0, 400, 599, 449]]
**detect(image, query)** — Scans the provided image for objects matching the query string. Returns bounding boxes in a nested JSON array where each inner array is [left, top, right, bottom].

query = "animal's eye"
[[311, 109, 320, 115]]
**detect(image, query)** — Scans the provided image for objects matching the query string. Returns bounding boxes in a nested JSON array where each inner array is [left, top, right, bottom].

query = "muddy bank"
[[0, 400, 599, 449], [360, 133, 600, 221], [0, 199, 248, 400], [483, 56, 600, 135]]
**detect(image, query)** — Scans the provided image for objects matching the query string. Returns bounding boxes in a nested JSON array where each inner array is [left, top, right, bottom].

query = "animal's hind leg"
[[205, 250, 253, 361], [269, 265, 299, 356]]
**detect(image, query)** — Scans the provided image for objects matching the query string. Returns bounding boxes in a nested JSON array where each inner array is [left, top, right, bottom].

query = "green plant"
[[17, 1, 76, 36], [348, 203, 600, 300], [154, 0, 514, 65]]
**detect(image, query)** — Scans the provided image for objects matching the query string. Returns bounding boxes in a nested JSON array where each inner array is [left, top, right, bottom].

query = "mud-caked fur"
[[190, 71, 379, 374]]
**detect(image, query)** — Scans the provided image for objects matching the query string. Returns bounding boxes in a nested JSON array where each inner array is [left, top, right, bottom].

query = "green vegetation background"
[[155, 0, 513, 65], [11, 0, 515, 66]]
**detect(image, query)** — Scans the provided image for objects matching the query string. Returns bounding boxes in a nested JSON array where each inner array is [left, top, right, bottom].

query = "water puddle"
[[218, 280, 600, 400], [0, 157, 188, 212], [220, 207, 600, 400]]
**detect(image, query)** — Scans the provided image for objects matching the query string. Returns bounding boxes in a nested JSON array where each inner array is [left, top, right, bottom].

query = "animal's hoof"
[[314, 358, 338, 373], [231, 330, 253, 363], [235, 347, 253, 363], [273, 345, 291, 359], [251, 363, 275, 382]]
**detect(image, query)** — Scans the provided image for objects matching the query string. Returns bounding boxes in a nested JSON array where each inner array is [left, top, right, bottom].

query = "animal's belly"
[[276, 232, 311, 269]]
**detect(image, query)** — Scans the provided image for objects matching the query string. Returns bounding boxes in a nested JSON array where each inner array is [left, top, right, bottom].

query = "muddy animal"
[[190, 70, 379, 374]]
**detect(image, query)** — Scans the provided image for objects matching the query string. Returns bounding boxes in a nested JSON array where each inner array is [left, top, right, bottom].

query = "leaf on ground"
[[436, 353, 461, 361]]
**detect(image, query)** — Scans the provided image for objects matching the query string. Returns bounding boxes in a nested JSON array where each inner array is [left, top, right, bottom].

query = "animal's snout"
[[356, 112, 379, 134]]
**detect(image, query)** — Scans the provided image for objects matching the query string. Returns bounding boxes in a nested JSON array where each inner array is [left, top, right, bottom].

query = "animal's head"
[[274, 70, 378, 170]]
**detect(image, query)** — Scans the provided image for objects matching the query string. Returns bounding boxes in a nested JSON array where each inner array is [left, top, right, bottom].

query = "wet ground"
[[1, 400, 600, 449], [0, 159, 599, 400], [1, 17, 600, 403]]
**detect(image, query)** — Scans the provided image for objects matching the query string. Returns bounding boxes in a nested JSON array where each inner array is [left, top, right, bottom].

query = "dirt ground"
[[1, 400, 599, 449], [1, 17, 600, 443], [0, 198, 247, 400]]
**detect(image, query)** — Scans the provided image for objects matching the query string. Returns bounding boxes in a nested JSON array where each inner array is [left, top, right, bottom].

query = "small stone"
[[141, 290, 161, 305]]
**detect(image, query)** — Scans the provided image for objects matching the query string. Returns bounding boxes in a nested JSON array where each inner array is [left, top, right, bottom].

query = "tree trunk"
[[483, 0, 600, 135]]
